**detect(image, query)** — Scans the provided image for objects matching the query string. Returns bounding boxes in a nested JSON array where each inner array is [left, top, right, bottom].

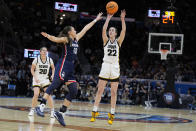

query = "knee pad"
[[65, 82, 78, 102]]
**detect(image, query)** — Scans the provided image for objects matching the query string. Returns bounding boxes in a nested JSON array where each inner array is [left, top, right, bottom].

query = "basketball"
[[106, 1, 118, 15]]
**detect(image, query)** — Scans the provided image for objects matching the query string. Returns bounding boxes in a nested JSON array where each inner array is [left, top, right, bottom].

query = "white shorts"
[[99, 62, 120, 81], [32, 77, 51, 88]]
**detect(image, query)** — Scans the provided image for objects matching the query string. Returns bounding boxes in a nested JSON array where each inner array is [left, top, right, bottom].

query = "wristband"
[[93, 19, 97, 23]]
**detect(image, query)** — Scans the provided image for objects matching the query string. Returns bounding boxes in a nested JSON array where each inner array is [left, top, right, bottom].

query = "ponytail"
[[58, 26, 73, 45]]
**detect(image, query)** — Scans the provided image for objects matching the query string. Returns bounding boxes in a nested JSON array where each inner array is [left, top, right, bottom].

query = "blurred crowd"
[[0, 53, 195, 109], [0, 54, 32, 96]]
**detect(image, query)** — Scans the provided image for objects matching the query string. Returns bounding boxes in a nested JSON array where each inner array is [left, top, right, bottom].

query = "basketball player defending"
[[28, 47, 55, 117], [90, 10, 126, 125], [35, 13, 103, 126]]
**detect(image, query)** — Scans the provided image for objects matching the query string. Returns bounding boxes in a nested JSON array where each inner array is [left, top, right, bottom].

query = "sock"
[[51, 108, 54, 112], [39, 104, 45, 112], [111, 108, 115, 114], [93, 106, 98, 112], [59, 105, 67, 113], [31, 108, 35, 110]]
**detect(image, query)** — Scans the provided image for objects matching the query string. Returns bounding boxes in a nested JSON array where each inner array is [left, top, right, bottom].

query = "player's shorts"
[[45, 58, 77, 95], [99, 62, 120, 82], [56, 58, 76, 83], [32, 77, 51, 88]]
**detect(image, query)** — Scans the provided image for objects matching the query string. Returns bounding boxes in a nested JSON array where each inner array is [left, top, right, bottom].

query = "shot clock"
[[162, 10, 175, 24], [160, 10, 178, 33]]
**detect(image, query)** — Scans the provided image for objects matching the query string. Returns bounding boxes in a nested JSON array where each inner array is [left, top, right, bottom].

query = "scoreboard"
[[148, 10, 176, 24], [24, 49, 48, 58], [147, 9, 179, 33]]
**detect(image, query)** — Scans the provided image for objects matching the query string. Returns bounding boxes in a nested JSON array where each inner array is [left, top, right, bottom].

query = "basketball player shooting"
[[90, 10, 126, 125]]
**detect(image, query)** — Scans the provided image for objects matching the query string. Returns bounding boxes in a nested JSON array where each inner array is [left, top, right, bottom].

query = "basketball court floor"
[[0, 97, 196, 131]]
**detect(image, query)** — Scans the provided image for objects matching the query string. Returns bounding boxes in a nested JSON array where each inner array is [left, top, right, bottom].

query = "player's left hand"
[[120, 9, 126, 19], [41, 32, 48, 38], [107, 14, 113, 19]]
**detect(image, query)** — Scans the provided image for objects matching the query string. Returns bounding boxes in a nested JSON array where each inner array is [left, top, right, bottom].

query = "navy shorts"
[[45, 58, 76, 95], [55, 58, 76, 83]]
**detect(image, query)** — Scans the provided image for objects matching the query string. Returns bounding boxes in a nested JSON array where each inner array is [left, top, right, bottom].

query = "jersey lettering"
[[103, 39, 119, 64], [73, 48, 78, 54], [33, 56, 53, 78], [107, 49, 117, 56], [39, 69, 47, 74], [39, 65, 48, 68]]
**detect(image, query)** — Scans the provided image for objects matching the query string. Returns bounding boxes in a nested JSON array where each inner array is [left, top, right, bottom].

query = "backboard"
[[148, 33, 184, 55]]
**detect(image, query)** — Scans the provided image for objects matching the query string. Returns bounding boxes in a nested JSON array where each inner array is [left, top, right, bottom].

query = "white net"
[[160, 50, 169, 60]]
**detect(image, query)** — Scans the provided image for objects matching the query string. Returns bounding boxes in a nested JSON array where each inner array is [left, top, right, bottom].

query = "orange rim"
[[160, 49, 169, 54]]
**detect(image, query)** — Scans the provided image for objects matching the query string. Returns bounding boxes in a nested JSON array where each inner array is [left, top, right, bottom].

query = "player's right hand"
[[41, 32, 48, 38]]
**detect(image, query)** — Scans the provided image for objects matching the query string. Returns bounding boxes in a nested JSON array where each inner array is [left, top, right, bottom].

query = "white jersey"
[[103, 39, 120, 65], [32, 56, 54, 80]]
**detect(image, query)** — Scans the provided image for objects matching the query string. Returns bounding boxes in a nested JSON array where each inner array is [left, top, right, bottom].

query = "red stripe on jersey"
[[68, 80, 77, 83], [59, 45, 67, 80]]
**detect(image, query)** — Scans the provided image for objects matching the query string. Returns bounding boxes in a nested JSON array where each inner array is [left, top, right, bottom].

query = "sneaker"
[[28, 116, 34, 123], [50, 118, 55, 125], [108, 113, 114, 125], [90, 111, 99, 122], [35, 107, 45, 117], [145, 101, 148, 107], [50, 110, 54, 118], [28, 109, 34, 116], [54, 111, 66, 126], [149, 102, 152, 107]]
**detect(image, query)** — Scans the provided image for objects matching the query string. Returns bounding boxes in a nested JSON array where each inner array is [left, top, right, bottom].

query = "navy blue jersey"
[[61, 40, 79, 62], [55, 39, 79, 81], [45, 39, 79, 95]]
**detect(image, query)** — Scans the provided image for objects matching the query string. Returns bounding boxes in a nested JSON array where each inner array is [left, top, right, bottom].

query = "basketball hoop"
[[160, 49, 169, 60]]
